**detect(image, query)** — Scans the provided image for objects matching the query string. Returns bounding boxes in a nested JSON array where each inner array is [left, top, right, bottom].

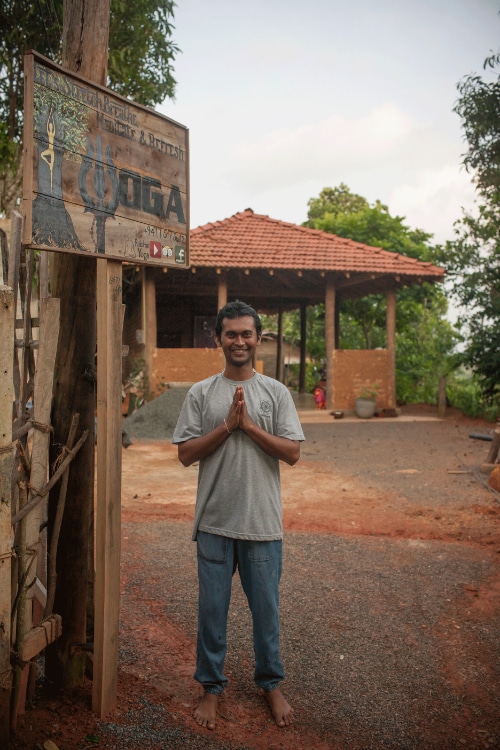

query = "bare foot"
[[193, 691, 218, 729], [262, 687, 294, 727]]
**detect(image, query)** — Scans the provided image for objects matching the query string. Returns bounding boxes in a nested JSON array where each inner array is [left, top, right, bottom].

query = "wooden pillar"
[[94, 260, 123, 717], [24, 296, 60, 661], [0, 285, 14, 745], [217, 273, 227, 311], [334, 296, 340, 349], [325, 279, 335, 410], [45, 0, 110, 700], [142, 268, 157, 397], [299, 301, 307, 394], [275, 308, 283, 382], [438, 376, 447, 418], [386, 289, 397, 409]]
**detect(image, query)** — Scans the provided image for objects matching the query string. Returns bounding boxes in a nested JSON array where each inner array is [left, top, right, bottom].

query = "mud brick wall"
[[151, 348, 224, 393], [332, 349, 392, 411]]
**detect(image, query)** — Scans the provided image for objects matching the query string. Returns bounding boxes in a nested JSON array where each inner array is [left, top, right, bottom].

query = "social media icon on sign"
[[175, 246, 185, 264], [150, 241, 162, 258]]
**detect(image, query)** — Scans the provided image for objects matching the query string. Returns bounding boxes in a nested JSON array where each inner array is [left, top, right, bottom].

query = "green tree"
[[303, 185, 456, 403], [305, 183, 369, 223], [442, 54, 500, 403], [0, 0, 178, 215]]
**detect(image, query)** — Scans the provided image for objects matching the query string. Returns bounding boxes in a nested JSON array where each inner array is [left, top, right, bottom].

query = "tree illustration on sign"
[[32, 83, 88, 250]]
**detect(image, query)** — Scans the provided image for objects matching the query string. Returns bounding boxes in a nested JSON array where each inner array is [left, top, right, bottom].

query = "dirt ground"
[[11, 404, 500, 749]]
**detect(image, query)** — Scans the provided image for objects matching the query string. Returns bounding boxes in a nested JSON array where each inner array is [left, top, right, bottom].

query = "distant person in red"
[[313, 383, 326, 409]]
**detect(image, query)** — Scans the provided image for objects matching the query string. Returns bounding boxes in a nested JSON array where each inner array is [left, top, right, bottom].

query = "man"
[[173, 300, 304, 730]]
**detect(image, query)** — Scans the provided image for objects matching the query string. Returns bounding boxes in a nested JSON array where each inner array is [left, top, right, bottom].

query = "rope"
[[27, 482, 48, 498], [31, 420, 53, 434]]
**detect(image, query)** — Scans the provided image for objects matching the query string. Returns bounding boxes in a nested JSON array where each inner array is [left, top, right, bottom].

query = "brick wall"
[[151, 348, 225, 393], [332, 349, 393, 411]]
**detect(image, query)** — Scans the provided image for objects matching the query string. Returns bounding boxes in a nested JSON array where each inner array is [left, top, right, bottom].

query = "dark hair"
[[215, 300, 262, 339]]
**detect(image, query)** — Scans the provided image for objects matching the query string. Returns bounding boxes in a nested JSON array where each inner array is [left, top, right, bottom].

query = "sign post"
[[22, 51, 189, 716]]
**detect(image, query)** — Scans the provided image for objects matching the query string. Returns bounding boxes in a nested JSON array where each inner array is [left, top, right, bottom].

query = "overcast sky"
[[160, 0, 499, 244]]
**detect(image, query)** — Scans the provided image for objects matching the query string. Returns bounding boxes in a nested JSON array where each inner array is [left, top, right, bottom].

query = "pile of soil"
[[11, 404, 500, 750], [122, 386, 191, 440]]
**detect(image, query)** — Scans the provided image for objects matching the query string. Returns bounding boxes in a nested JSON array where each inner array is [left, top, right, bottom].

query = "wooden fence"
[[0, 212, 88, 738]]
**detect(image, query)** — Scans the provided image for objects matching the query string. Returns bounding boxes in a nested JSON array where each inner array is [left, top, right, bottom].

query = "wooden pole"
[[93, 260, 123, 716], [276, 307, 283, 382], [217, 273, 228, 311], [45, 0, 111, 697], [325, 279, 335, 410], [299, 301, 307, 394], [386, 289, 397, 409], [142, 268, 157, 398], [438, 376, 447, 419], [0, 285, 14, 745], [19, 297, 59, 707]]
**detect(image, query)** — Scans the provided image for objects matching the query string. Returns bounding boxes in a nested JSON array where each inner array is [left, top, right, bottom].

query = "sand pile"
[[123, 386, 191, 440]]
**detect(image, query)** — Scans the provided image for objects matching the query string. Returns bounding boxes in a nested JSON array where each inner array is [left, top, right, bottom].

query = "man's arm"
[[237, 386, 301, 466], [177, 386, 242, 467], [177, 423, 231, 466], [240, 422, 300, 465]]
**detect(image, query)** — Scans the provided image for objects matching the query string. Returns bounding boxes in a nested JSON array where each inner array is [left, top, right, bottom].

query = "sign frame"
[[22, 51, 189, 268]]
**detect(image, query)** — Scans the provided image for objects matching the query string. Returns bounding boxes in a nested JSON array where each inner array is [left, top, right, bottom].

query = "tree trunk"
[[45, 0, 110, 691]]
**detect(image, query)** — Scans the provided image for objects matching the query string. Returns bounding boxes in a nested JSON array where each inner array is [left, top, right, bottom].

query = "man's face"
[[216, 315, 261, 368]]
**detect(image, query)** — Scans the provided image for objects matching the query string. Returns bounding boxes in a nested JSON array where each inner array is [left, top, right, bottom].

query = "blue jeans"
[[194, 532, 285, 695]]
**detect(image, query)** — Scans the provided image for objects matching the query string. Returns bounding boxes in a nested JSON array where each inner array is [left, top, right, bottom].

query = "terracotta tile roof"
[[190, 209, 444, 281]]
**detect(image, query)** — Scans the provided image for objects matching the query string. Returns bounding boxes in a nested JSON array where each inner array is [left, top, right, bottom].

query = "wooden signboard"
[[22, 51, 189, 268]]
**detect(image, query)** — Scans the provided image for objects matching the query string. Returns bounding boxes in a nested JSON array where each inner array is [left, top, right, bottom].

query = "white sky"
[[160, 0, 499, 245]]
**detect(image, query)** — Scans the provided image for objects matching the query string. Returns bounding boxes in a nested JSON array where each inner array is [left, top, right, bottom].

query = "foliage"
[[446, 370, 500, 422], [302, 185, 457, 403], [359, 384, 378, 400], [305, 183, 369, 223], [0, 0, 179, 215], [126, 357, 150, 409], [440, 54, 500, 402], [108, 0, 178, 107], [453, 54, 500, 204]]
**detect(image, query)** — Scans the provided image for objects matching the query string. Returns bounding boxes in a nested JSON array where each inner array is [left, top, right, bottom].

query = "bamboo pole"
[[11, 429, 89, 527], [24, 298, 60, 643], [44, 414, 79, 618], [0, 285, 14, 745]]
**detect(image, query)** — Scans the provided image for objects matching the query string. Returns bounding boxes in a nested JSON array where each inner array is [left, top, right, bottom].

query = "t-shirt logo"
[[260, 400, 272, 415]]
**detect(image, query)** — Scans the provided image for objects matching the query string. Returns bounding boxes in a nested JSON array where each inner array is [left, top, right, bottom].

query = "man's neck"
[[222, 363, 255, 381]]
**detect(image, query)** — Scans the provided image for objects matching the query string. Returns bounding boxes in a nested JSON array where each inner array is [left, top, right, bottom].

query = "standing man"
[[173, 300, 304, 730]]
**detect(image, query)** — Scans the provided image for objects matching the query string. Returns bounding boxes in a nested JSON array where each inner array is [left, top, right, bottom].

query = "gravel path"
[[108, 517, 500, 749]]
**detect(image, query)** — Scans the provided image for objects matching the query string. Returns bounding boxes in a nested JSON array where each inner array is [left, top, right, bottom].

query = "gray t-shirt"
[[172, 372, 304, 541]]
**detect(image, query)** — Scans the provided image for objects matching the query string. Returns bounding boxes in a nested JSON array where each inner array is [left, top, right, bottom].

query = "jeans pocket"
[[197, 532, 229, 563], [248, 540, 280, 563]]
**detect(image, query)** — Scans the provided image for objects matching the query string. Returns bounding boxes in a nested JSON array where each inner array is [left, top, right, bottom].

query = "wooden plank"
[[0, 285, 14, 747], [143, 268, 157, 395], [21, 614, 62, 663], [93, 258, 123, 717], [486, 425, 500, 465], [22, 52, 189, 267], [24, 297, 60, 653]]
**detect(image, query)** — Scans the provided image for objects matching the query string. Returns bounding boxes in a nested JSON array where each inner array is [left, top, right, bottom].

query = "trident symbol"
[[78, 136, 119, 254]]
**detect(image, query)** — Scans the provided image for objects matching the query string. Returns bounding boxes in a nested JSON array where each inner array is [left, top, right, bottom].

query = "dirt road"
[[13, 405, 500, 750]]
